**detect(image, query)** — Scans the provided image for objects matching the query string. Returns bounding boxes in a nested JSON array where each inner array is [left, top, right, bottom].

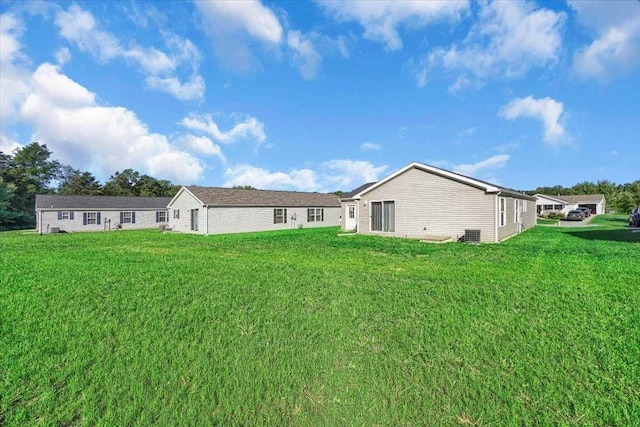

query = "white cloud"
[[181, 113, 266, 146], [417, 1, 564, 90], [499, 96, 565, 143], [223, 159, 387, 192], [195, 0, 283, 45], [287, 30, 322, 80], [317, 0, 469, 51], [360, 142, 381, 151], [181, 135, 225, 162], [54, 4, 204, 100], [453, 154, 510, 176], [321, 159, 388, 191], [0, 134, 22, 154], [17, 63, 203, 182], [54, 47, 71, 65], [569, 1, 640, 79], [0, 12, 30, 121]]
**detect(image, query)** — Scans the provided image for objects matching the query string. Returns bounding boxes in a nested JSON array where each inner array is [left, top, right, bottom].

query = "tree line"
[[1, 143, 180, 230]]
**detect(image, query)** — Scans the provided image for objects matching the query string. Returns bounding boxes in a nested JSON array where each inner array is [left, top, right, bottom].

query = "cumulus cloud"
[[359, 142, 381, 151], [0, 12, 30, 121], [414, 0, 564, 90], [16, 63, 204, 183], [181, 113, 266, 146], [223, 160, 387, 192], [569, 1, 640, 79], [54, 4, 205, 100], [317, 0, 469, 51], [499, 96, 565, 143], [0, 134, 22, 154], [452, 154, 510, 176], [181, 135, 225, 162]]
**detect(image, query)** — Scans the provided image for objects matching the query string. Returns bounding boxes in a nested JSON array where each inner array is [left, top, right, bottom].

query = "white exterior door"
[[345, 204, 357, 230]]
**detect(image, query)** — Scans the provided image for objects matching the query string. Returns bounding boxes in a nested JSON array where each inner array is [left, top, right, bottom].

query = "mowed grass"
[[1, 216, 639, 426]]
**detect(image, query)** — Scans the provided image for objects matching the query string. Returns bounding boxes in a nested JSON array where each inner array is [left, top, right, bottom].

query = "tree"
[[0, 143, 61, 229], [0, 177, 21, 230], [57, 166, 102, 195], [102, 169, 140, 196], [136, 175, 179, 197], [232, 185, 256, 190]]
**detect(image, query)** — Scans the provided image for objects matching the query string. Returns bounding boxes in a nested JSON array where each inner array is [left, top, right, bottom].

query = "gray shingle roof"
[[342, 182, 377, 199], [185, 186, 341, 207], [539, 194, 605, 204], [36, 195, 172, 210]]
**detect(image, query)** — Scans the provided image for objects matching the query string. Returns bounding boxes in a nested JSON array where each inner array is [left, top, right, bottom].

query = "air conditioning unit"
[[464, 229, 481, 244], [50, 227, 60, 234]]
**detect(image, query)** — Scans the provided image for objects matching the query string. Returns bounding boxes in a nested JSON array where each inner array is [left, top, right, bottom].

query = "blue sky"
[[1, 0, 638, 192]]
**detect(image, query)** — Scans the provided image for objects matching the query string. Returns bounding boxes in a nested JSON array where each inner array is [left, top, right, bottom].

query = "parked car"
[[565, 210, 584, 221], [629, 208, 640, 227], [576, 207, 591, 218]]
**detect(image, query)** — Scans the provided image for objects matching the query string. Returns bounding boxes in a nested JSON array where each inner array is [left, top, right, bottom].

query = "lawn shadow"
[[566, 228, 640, 243]]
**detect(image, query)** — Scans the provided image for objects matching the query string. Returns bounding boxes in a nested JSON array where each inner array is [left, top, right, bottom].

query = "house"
[[167, 186, 341, 235], [35, 195, 172, 233], [534, 194, 606, 216], [340, 161, 536, 243]]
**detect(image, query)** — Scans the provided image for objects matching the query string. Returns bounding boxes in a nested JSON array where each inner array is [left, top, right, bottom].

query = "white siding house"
[[168, 186, 341, 235], [35, 195, 171, 233], [535, 194, 606, 216], [341, 162, 536, 243]]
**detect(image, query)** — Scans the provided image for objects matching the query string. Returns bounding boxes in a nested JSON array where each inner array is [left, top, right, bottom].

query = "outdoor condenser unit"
[[464, 229, 481, 244]]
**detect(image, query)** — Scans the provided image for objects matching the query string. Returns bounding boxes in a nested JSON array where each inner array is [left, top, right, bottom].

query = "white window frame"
[[173, 209, 180, 219], [348, 206, 355, 219], [523, 201, 527, 212], [87, 212, 97, 225], [158, 211, 168, 222], [499, 197, 506, 227], [370, 200, 395, 232], [274, 208, 286, 224], [308, 208, 323, 222], [514, 200, 521, 224], [61, 211, 70, 220], [122, 211, 133, 224]]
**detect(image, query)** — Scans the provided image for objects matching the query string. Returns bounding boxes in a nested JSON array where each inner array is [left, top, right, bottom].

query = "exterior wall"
[[206, 206, 341, 235], [168, 190, 205, 234], [38, 209, 168, 233], [535, 195, 569, 216], [497, 196, 536, 241], [341, 200, 360, 231], [357, 168, 497, 243]]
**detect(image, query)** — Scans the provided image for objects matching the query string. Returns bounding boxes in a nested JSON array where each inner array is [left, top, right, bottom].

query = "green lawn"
[[1, 216, 639, 426], [536, 217, 559, 225]]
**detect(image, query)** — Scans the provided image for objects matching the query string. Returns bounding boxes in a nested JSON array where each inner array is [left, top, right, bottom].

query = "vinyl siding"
[[206, 206, 341, 235], [168, 189, 204, 233], [38, 209, 167, 232], [357, 167, 497, 243], [497, 196, 536, 241]]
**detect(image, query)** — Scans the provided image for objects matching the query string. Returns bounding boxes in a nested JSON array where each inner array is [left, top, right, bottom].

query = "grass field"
[[1, 215, 639, 425]]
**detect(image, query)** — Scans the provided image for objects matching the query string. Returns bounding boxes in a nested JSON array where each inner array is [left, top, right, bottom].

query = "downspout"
[[494, 190, 501, 243]]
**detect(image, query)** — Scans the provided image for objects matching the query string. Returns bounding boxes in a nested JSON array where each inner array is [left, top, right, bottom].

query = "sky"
[[1, 0, 639, 193]]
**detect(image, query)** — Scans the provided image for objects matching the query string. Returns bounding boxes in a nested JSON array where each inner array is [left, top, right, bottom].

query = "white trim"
[[352, 162, 501, 199], [498, 197, 506, 228], [167, 186, 204, 209]]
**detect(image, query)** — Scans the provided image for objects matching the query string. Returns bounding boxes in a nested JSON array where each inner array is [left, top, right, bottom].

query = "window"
[[307, 208, 324, 222], [122, 212, 133, 224], [348, 206, 355, 219], [514, 200, 521, 223], [371, 201, 395, 232], [58, 211, 73, 220], [543, 204, 553, 210], [84, 212, 100, 225], [499, 198, 506, 227], [173, 209, 180, 219], [273, 208, 287, 224], [156, 211, 168, 222], [553, 204, 563, 210], [523, 201, 527, 212]]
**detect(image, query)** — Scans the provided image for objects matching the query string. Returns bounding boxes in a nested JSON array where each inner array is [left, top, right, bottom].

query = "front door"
[[190, 209, 199, 231], [345, 204, 357, 231]]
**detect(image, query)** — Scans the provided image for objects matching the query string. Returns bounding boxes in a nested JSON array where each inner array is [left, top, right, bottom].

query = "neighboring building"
[[534, 194, 606, 216], [35, 195, 172, 233], [167, 186, 341, 235], [341, 161, 536, 243]]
